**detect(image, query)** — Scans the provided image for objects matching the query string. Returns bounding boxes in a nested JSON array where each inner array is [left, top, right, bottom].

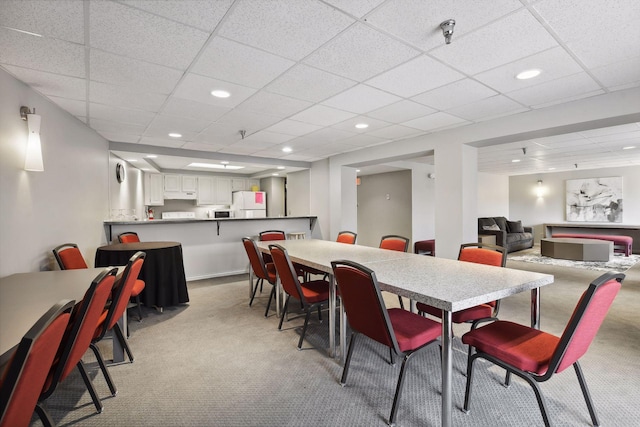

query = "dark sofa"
[[478, 216, 533, 253]]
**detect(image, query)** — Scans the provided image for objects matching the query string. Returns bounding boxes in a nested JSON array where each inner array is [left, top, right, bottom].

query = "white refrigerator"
[[232, 191, 267, 218]]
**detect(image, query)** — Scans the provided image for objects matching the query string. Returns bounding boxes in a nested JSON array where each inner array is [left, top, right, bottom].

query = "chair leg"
[[340, 333, 358, 385], [317, 304, 322, 322], [298, 307, 313, 349], [574, 361, 600, 426], [397, 295, 405, 310], [135, 295, 143, 321], [520, 373, 551, 427], [249, 278, 262, 306], [113, 322, 134, 362], [77, 360, 103, 413], [89, 342, 117, 396], [265, 285, 275, 317], [35, 402, 55, 427], [389, 352, 413, 426], [389, 347, 395, 366], [278, 296, 290, 330], [463, 352, 478, 413]]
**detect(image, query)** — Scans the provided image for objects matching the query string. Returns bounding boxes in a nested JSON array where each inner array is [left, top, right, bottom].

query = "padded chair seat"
[[462, 320, 559, 375], [388, 308, 440, 352], [131, 279, 145, 297], [300, 279, 329, 303], [415, 301, 495, 323]]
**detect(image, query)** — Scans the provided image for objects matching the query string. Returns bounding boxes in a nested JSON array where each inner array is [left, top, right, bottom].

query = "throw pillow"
[[507, 220, 524, 233], [483, 224, 501, 231]]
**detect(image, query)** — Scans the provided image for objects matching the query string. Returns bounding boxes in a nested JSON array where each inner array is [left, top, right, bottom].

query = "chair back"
[[550, 272, 623, 375], [379, 235, 409, 252], [94, 252, 145, 341], [259, 230, 286, 241], [336, 231, 357, 244], [268, 244, 304, 303], [331, 260, 399, 353], [118, 232, 140, 243], [458, 243, 507, 267], [41, 268, 117, 399], [242, 237, 269, 280], [0, 300, 74, 427], [52, 243, 88, 270]]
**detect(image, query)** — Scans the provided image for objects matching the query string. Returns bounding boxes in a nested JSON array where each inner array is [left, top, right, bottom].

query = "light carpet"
[[509, 250, 640, 273]]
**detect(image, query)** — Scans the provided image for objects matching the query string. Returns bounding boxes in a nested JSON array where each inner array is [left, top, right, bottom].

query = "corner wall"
[[0, 70, 109, 276]]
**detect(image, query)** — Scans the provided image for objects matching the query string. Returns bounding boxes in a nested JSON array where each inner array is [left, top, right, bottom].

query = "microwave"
[[212, 210, 232, 219]]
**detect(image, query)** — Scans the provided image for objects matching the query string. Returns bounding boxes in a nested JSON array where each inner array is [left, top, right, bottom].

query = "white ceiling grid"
[[0, 0, 638, 176]]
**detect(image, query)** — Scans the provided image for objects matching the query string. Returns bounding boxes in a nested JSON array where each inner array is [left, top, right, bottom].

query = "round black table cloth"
[[95, 241, 189, 308]]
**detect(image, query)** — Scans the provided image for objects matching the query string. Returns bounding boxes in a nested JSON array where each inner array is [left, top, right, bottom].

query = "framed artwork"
[[566, 177, 623, 222]]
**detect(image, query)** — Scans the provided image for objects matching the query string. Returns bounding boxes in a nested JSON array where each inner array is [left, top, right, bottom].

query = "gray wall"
[[477, 173, 510, 218], [357, 170, 412, 248], [261, 176, 285, 217], [509, 165, 640, 242], [285, 169, 310, 217], [0, 70, 110, 276]]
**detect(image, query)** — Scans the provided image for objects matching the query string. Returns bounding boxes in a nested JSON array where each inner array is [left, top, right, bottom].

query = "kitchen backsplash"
[[146, 200, 229, 219]]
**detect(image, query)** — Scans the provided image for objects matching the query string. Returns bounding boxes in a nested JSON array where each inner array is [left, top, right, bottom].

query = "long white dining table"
[[256, 239, 554, 427]]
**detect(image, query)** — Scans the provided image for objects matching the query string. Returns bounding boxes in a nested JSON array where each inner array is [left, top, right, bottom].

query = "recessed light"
[[211, 90, 230, 98], [622, 146, 636, 150], [127, 159, 137, 162], [221, 161, 229, 164], [282, 147, 292, 153], [355, 123, 369, 129], [277, 166, 285, 170], [512, 159, 521, 163], [272, 173, 279, 176], [168, 133, 182, 138], [516, 69, 542, 80], [146, 155, 157, 158]]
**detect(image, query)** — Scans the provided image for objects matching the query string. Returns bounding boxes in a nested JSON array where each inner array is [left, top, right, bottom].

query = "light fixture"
[[127, 159, 137, 162], [188, 162, 244, 170], [355, 123, 369, 129], [168, 132, 182, 138], [272, 173, 279, 176], [440, 19, 455, 44], [211, 90, 230, 98], [21, 106, 44, 171], [146, 154, 157, 158], [239, 130, 246, 139], [221, 161, 229, 165], [536, 179, 544, 198], [512, 159, 521, 163], [516, 69, 542, 80], [282, 147, 292, 153], [622, 146, 636, 150], [277, 166, 285, 170]]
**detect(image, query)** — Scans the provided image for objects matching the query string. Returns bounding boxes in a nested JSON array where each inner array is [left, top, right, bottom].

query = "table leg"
[[275, 274, 281, 318], [248, 267, 254, 300], [328, 274, 336, 358], [531, 288, 540, 329], [409, 299, 417, 313], [338, 275, 346, 364], [441, 311, 453, 427]]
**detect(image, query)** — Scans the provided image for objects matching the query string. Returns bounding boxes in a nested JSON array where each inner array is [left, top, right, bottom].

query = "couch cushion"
[[478, 218, 497, 230], [507, 220, 524, 233], [493, 217, 508, 231], [483, 224, 501, 231]]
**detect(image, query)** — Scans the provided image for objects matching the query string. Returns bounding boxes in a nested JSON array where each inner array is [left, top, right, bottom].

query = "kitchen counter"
[[102, 216, 319, 280]]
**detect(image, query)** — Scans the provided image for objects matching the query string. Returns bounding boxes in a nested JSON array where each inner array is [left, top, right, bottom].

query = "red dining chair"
[[379, 235, 410, 309], [269, 244, 330, 350], [117, 231, 140, 243], [462, 272, 624, 427], [52, 243, 88, 270], [39, 268, 118, 417], [259, 230, 308, 280], [90, 251, 145, 370], [417, 243, 507, 329], [331, 260, 441, 426], [0, 300, 74, 427], [336, 231, 357, 244], [242, 237, 277, 317]]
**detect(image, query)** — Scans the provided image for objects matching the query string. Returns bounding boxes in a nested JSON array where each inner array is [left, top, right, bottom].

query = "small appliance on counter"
[[209, 209, 232, 219], [161, 211, 196, 220], [232, 191, 266, 218]]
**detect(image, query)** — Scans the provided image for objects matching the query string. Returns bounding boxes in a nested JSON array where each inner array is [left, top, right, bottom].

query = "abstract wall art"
[[566, 177, 623, 222]]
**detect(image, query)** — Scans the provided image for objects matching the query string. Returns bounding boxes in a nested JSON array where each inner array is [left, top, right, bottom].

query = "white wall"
[[285, 169, 310, 217], [477, 173, 510, 217], [108, 154, 144, 221], [509, 166, 640, 242], [310, 158, 330, 239], [0, 70, 110, 276]]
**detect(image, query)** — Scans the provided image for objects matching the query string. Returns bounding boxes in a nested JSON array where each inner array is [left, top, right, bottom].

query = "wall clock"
[[116, 162, 126, 183]]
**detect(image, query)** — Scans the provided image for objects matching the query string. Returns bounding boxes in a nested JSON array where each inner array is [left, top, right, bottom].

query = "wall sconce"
[[21, 106, 44, 171], [536, 179, 544, 198]]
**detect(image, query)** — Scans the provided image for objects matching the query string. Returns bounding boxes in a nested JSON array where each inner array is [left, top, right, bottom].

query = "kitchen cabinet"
[[215, 177, 232, 205], [247, 179, 260, 191], [231, 178, 246, 191], [182, 175, 198, 192], [164, 174, 180, 192], [164, 174, 197, 199], [197, 176, 215, 206], [144, 173, 164, 206]]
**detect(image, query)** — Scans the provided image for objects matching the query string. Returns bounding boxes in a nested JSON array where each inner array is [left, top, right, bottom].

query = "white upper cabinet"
[[144, 173, 164, 206], [231, 178, 246, 191], [164, 174, 197, 199], [197, 176, 215, 206], [214, 177, 232, 205]]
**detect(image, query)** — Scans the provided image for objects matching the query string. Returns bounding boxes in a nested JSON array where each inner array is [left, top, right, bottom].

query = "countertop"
[[104, 216, 317, 225]]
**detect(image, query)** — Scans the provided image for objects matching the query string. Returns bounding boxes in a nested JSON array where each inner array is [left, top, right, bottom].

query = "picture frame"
[[565, 177, 622, 222]]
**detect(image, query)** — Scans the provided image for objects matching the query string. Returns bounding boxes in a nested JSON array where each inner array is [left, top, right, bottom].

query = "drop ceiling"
[[1, 0, 639, 177]]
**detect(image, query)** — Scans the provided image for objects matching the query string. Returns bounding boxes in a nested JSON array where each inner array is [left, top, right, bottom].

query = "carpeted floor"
[[33, 246, 640, 426]]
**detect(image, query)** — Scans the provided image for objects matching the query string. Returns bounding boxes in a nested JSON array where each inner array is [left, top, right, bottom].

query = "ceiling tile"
[[97, 131, 140, 144], [0, 0, 84, 43], [430, 9, 558, 75], [331, 116, 391, 133], [176, 141, 226, 152], [411, 78, 497, 110], [191, 37, 295, 88], [1, 65, 86, 100], [366, 125, 423, 140], [173, 73, 258, 107], [447, 95, 528, 121], [506, 72, 602, 107], [138, 136, 186, 148], [89, 103, 155, 127], [366, 0, 523, 50], [289, 105, 356, 127], [90, 50, 183, 94], [591, 56, 640, 91], [401, 112, 468, 131], [265, 119, 323, 136], [339, 133, 389, 147], [144, 114, 211, 135], [90, 1, 209, 69], [0, 27, 85, 77], [321, 84, 402, 114], [366, 55, 464, 97], [323, 0, 386, 18], [265, 64, 357, 103], [90, 118, 147, 135], [244, 130, 295, 144], [90, 81, 167, 112], [301, 127, 357, 143], [474, 47, 584, 93], [214, 110, 283, 131], [235, 91, 312, 118], [218, 0, 354, 60], [366, 100, 436, 122], [120, 0, 233, 32], [195, 123, 244, 146], [160, 98, 231, 121], [47, 96, 86, 117]]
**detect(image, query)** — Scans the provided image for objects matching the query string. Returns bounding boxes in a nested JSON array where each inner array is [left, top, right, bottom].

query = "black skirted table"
[[95, 241, 189, 309]]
